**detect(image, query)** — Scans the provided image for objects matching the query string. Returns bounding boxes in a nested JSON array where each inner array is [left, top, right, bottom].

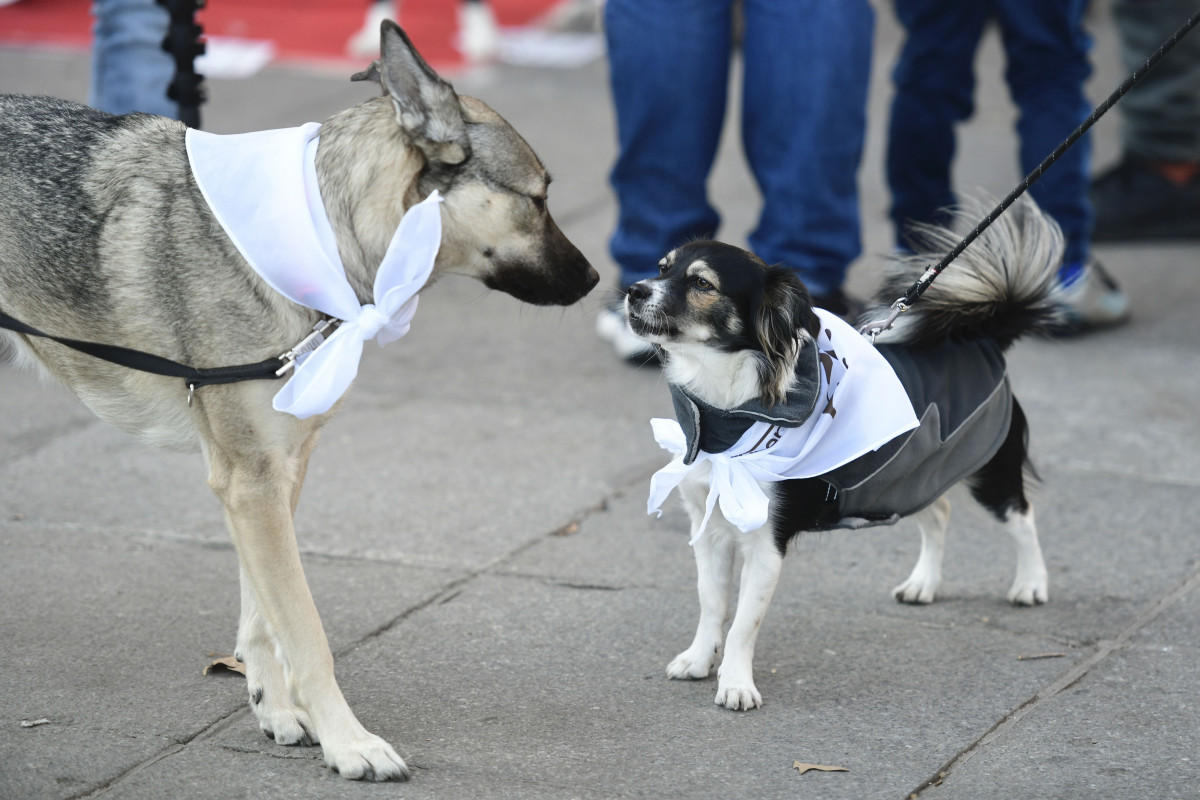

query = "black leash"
[[864, 8, 1200, 339], [0, 309, 287, 402]]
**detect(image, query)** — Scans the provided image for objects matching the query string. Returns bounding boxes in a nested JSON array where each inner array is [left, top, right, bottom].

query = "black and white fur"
[[625, 198, 1062, 711]]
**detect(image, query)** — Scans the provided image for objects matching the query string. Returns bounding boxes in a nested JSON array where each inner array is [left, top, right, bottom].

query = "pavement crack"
[[904, 560, 1200, 798], [69, 469, 652, 796], [343, 474, 646, 653], [71, 703, 247, 799], [554, 581, 623, 591]]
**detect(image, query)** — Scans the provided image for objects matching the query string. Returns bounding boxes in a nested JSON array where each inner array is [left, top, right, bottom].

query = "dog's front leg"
[[208, 439, 408, 781], [714, 528, 783, 711], [893, 495, 951, 604], [667, 521, 736, 681]]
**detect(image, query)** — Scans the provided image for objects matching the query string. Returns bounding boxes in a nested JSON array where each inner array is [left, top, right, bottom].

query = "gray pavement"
[[2, 5, 1199, 799]]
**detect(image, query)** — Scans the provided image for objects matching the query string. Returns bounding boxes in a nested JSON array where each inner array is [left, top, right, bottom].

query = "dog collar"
[[186, 123, 442, 419], [668, 336, 821, 466], [648, 309, 920, 543]]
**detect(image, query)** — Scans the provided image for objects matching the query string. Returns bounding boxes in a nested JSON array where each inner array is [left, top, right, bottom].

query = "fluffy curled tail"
[[865, 196, 1065, 350]]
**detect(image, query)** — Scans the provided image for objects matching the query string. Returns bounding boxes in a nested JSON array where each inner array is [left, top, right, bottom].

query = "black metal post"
[[157, 0, 206, 129]]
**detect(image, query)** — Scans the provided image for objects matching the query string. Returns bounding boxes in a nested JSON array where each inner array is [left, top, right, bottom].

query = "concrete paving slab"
[[0, 521, 465, 799], [922, 575, 1200, 800], [98, 574, 1074, 800], [2, 3, 1199, 798], [0, 363, 98, 465]]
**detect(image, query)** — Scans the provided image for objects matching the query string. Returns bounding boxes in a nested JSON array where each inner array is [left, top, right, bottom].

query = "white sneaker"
[[1059, 259, 1131, 332], [596, 304, 657, 363]]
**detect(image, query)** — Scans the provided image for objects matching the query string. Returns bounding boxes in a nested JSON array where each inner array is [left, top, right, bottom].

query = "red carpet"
[[0, 0, 562, 69]]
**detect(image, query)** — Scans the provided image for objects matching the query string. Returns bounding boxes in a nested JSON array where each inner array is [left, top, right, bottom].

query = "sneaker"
[[596, 303, 658, 364], [1090, 157, 1200, 242], [1057, 259, 1130, 333]]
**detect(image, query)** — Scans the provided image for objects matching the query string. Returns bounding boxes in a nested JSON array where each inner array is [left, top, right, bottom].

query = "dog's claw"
[[892, 581, 937, 604], [322, 732, 410, 781], [715, 684, 762, 711], [258, 707, 318, 746], [1008, 584, 1049, 606], [667, 648, 717, 680]]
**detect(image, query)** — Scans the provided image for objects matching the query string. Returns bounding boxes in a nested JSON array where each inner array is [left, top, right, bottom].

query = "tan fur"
[[0, 21, 595, 782]]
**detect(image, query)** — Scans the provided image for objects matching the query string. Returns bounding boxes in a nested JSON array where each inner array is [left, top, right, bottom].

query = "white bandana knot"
[[186, 123, 442, 419], [647, 310, 920, 544]]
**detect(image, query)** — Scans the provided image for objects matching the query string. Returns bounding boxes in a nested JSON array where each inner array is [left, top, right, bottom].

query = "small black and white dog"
[[626, 198, 1063, 711]]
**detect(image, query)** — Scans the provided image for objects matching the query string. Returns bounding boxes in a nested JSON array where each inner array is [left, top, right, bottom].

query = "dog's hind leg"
[[237, 566, 316, 746], [205, 419, 408, 781], [1003, 505, 1047, 605], [967, 399, 1048, 605], [714, 527, 783, 711], [893, 495, 951, 604], [667, 516, 736, 681], [235, 427, 320, 745]]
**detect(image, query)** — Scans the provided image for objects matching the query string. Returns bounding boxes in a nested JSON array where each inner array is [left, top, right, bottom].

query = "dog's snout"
[[627, 281, 651, 305]]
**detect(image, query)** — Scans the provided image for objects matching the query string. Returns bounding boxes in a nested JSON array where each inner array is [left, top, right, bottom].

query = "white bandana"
[[186, 123, 442, 419], [648, 309, 920, 543]]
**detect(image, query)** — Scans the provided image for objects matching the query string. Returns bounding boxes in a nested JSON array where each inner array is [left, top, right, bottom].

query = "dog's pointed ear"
[[350, 60, 381, 84], [377, 20, 470, 165], [755, 267, 821, 405]]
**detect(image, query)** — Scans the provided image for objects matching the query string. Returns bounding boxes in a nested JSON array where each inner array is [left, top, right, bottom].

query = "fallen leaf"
[[553, 521, 580, 537], [204, 655, 246, 677], [793, 761, 848, 775]]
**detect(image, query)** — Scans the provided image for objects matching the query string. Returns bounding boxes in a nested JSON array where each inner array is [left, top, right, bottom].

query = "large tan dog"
[[0, 22, 597, 780]]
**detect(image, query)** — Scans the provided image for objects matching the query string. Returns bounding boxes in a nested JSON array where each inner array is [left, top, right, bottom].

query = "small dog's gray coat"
[[0, 22, 596, 781]]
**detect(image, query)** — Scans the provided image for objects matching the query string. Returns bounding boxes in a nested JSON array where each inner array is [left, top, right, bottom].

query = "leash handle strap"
[[0, 309, 284, 388]]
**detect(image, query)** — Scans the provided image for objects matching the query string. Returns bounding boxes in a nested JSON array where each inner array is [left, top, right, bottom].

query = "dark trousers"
[[887, 0, 1093, 265]]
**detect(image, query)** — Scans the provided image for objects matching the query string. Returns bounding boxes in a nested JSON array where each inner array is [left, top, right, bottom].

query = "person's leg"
[[886, 0, 989, 250], [1091, 0, 1200, 241], [740, 0, 873, 304], [90, 0, 178, 118], [605, 0, 733, 289], [996, 0, 1094, 267], [1113, 0, 1200, 164], [997, 0, 1127, 330]]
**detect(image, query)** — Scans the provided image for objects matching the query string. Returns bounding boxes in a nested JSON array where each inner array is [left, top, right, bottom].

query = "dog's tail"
[[866, 196, 1065, 350]]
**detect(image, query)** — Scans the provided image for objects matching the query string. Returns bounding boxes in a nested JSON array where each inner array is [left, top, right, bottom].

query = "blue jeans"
[[887, 0, 1093, 265], [90, 0, 178, 118], [605, 0, 874, 296]]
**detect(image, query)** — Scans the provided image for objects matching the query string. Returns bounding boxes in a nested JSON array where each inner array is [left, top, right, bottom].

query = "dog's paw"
[[1007, 575, 1049, 606], [714, 682, 762, 711], [249, 686, 318, 746], [892, 575, 938, 605], [667, 646, 717, 680], [713, 660, 761, 710], [323, 732, 410, 782]]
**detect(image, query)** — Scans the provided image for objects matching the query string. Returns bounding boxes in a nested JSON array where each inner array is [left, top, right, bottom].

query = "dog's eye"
[[693, 277, 714, 291], [658, 259, 669, 274]]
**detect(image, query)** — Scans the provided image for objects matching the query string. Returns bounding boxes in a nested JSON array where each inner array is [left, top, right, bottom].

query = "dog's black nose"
[[627, 281, 651, 305]]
